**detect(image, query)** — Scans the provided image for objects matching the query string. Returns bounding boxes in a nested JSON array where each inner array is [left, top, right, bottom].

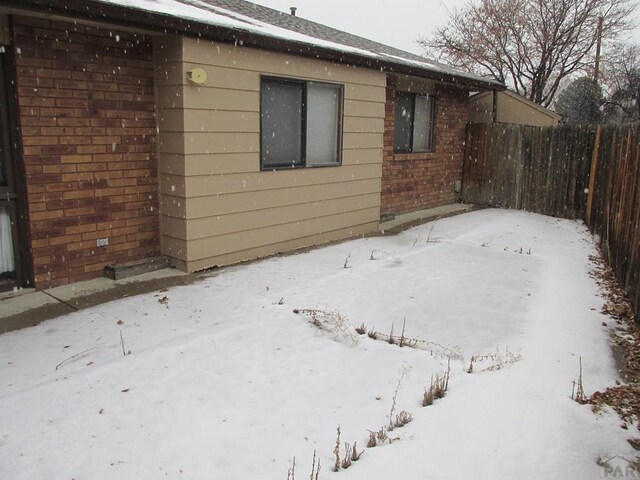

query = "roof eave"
[[4, 0, 505, 91]]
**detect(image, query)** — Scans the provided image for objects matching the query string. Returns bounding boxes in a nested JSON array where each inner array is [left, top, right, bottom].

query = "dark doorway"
[[0, 44, 26, 291]]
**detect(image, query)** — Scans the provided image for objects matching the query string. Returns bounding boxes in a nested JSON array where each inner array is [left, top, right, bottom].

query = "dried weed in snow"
[[467, 348, 522, 373], [423, 360, 451, 407], [293, 308, 357, 345], [359, 321, 462, 360]]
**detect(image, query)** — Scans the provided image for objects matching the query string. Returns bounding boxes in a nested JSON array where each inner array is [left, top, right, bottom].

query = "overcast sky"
[[250, 0, 467, 55], [252, 0, 640, 55]]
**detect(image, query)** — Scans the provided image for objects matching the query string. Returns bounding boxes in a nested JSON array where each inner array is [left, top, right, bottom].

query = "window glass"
[[393, 91, 435, 153], [413, 95, 434, 152], [0, 54, 6, 187], [394, 92, 413, 153], [260, 77, 343, 169], [260, 79, 304, 168], [0, 136, 5, 187], [306, 82, 341, 166], [0, 203, 14, 274]]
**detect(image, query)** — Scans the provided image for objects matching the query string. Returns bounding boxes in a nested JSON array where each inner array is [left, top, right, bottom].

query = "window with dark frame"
[[260, 77, 343, 169], [393, 91, 435, 153]]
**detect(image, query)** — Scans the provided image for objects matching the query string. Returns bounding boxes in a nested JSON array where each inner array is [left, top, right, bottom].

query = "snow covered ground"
[[0, 209, 634, 479]]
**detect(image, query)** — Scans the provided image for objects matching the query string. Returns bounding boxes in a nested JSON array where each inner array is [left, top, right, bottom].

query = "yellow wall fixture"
[[186, 68, 207, 85]]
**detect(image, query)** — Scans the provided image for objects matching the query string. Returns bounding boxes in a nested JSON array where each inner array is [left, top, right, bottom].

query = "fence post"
[[586, 125, 601, 227]]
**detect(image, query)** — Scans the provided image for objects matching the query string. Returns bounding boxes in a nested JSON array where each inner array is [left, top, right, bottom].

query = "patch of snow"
[[0, 210, 630, 479]]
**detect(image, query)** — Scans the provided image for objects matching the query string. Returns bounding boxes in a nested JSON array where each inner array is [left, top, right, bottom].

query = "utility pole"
[[594, 16, 603, 82]]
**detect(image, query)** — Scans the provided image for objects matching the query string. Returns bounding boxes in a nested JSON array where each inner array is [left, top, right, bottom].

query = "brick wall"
[[381, 75, 469, 216], [12, 16, 160, 288]]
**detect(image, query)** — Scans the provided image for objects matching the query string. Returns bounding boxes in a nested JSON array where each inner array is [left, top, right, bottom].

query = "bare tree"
[[602, 43, 640, 122], [420, 0, 636, 107]]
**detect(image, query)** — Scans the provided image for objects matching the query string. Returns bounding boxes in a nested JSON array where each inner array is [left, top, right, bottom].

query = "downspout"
[[492, 89, 498, 123]]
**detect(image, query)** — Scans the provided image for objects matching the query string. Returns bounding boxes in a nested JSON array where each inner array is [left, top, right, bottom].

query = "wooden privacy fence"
[[462, 123, 595, 218], [462, 122, 640, 319]]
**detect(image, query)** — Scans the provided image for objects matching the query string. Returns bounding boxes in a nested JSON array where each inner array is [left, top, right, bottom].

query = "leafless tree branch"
[[419, 0, 636, 107]]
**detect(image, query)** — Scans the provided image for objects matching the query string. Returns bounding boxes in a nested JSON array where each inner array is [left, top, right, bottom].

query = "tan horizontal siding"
[[156, 36, 385, 271], [159, 148, 381, 177], [155, 85, 187, 109], [160, 152, 257, 176], [161, 163, 380, 197], [158, 85, 383, 115], [165, 62, 261, 90], [340, 148, 383, 166], [175, 207, 380, 261], [163, 192, 380, 240], [156, 37, 183, 64], [176, 222, 376, 272], [156, 36, 186, 253], [183, 39, 386, 88], [156, 62, 184, 88], [159, 109, 260, 133], [344, 117, 384, 134], [162, 236, 188, 262], [158, 85, 259, 111], [343, 133, 384, 150], [162, 177, 381, 219], [163, 205, 382, 267], [345, 84, 386, 102], [162, 216, 187, 241], [159, 131, 258, 155], [159, 153, 186, 176], [161, 131, 382, 156], [160, 110, 384, 135], [344, 99, 385, 118]]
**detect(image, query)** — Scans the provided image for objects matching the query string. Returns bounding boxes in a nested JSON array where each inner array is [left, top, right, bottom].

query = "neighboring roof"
[[471, 90, 562, 121], [4, 0, 505, 91]]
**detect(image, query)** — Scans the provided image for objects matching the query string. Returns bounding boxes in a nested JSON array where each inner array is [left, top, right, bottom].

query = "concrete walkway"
[[0, 203, 476, 334], [378, 203, 476, 233], [0, 269, 199, 334]]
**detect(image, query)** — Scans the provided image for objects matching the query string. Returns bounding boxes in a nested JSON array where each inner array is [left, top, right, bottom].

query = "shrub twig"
[[467, 349, 522, 373], [294, 308, 357, 345], [119, 330, 131, 356], [287, 457, 295, 480], [369, 249, 401, 263], [423, 359, 451, 406], [366, 427, 392, 448], [361, 323, 463, 360], [341, 443, 352, 469], [351, 442, 362, 462], [572, 356, 587, 404], [333, 425, 341, 471], [388, 368, 410, 430], [309, 450, 320, 480], [55, 343, 116, 370]]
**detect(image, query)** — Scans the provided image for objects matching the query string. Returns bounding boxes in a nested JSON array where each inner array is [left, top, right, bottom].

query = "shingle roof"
[[171, 0, 503, 89], [196, 0, 444, 64], [7, 0, 504, 90]]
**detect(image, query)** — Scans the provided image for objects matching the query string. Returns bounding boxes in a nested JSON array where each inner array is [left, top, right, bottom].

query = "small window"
[[260, 77, 343, 169], [393, 92, 435, 153]]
